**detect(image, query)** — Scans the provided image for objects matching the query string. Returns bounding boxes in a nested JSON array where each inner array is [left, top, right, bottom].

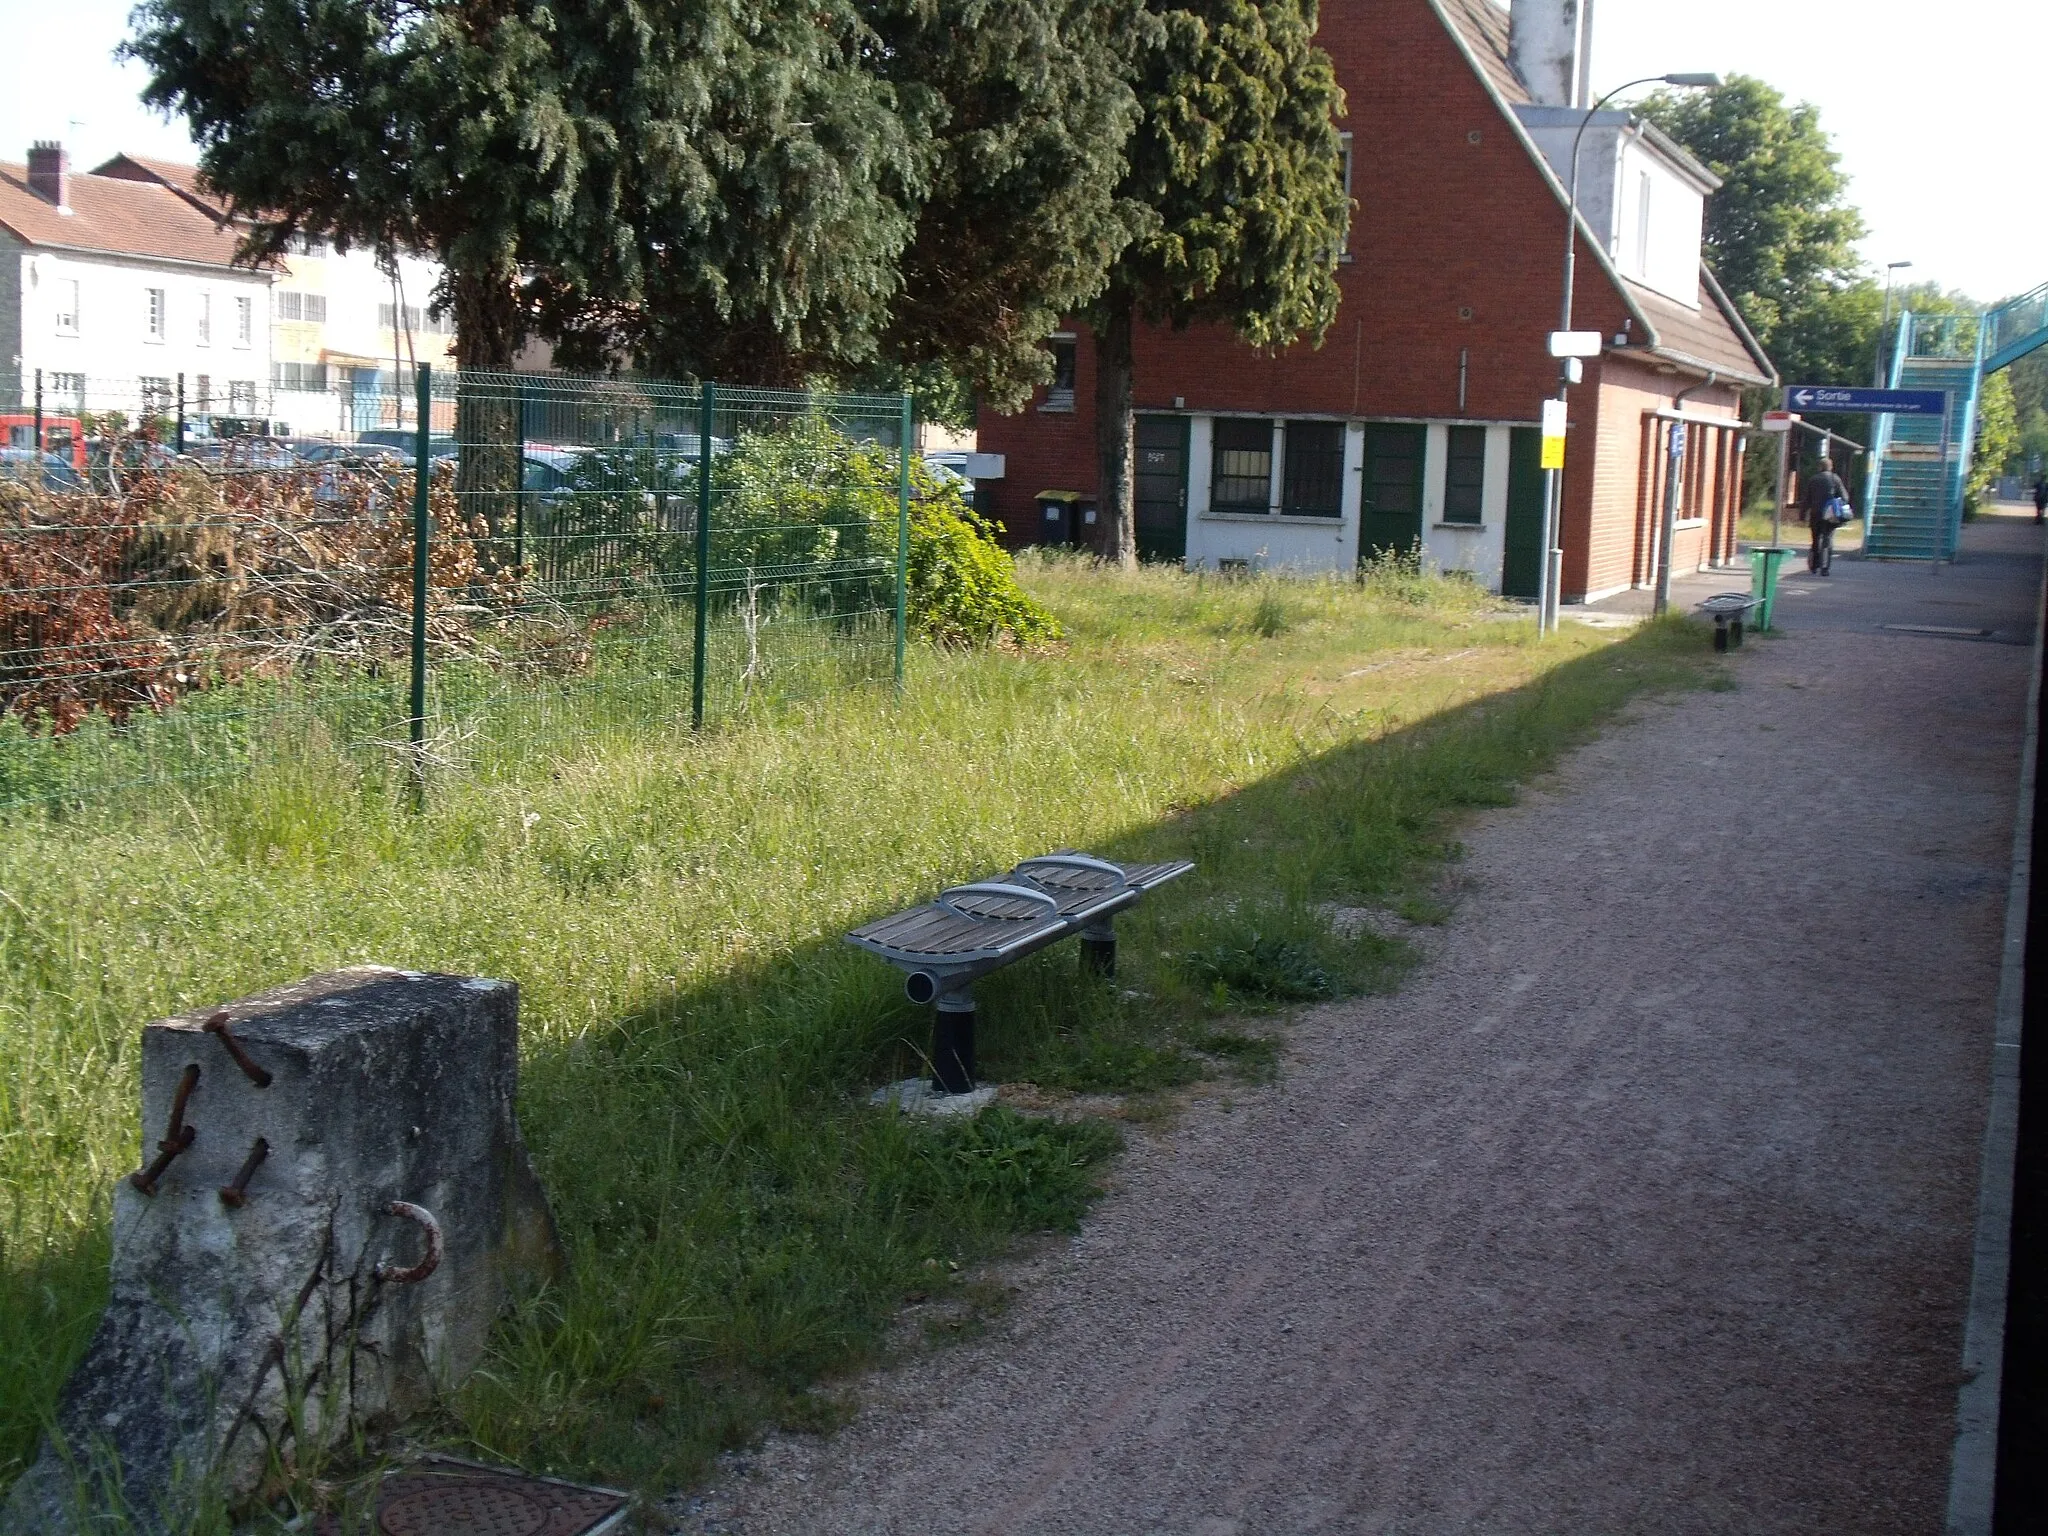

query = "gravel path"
[[676, 520, 2041, 1535]]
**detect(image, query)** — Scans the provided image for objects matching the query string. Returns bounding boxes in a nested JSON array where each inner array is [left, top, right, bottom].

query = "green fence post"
[[513, 376, 527, 573], [692, 382, 715, 729], [408, 363, 433, 803], [175, 374, 186, 456], [896, 392, 913, 687]]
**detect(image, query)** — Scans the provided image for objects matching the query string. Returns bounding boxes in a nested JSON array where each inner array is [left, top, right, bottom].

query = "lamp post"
[[1875, 260, 1913, 387], [1540, 71, 1722, 635]]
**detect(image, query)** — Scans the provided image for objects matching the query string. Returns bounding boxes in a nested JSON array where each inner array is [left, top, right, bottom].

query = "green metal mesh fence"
[[0, 368, 911, 811]]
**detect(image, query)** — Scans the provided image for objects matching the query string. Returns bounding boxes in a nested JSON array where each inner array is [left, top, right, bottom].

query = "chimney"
[[27, 141, 69, 210], [1508, 0, 1586, 108]]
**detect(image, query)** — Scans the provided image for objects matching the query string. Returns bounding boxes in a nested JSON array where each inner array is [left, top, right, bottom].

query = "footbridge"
[[1867, 282, 2048, 559]]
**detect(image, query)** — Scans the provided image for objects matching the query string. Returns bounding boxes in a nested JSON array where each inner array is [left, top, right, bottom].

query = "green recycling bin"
[[1749, 545, 1792, 631]]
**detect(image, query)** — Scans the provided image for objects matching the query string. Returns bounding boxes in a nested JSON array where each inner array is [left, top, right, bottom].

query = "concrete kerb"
[[1943, 551, 2045, 1535]]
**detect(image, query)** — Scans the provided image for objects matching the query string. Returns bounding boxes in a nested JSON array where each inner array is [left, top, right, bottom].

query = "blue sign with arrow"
[[1784, 385, 1948, 415]]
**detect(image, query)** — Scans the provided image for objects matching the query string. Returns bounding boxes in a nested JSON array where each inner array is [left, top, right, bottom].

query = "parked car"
[[356, 429, 457, 459], [0, 448, 89, 493]]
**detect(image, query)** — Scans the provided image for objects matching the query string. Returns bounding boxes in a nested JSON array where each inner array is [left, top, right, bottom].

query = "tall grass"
[[0, 559, 1707, 1503]]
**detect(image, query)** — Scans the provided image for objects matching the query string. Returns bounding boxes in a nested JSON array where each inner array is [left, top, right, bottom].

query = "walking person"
[[2033, 475, 2046, 524], [1805, 455, 1851, 576]]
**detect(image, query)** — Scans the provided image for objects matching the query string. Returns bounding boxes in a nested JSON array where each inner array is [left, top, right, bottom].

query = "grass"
[[0, 556, 1712, 1511]]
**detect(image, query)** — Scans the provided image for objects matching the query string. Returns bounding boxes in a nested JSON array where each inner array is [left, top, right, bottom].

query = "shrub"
[[907, 489, 1059, 648]]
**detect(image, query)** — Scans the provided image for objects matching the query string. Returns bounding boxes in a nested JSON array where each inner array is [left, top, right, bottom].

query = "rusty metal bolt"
[[129, 1125, 196, 1197], [201, 1010, 273, 1088], [217, 1137, 269, 1208], [373, 1201, 442, 1285], [163, 1063, 200, 1146]]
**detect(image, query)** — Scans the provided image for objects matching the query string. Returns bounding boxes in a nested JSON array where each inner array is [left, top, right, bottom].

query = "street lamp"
[[1538, 71, 1723, 635], [1875, 260, 1913, 387]]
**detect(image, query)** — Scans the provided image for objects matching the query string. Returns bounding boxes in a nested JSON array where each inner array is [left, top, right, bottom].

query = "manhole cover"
[[309, 1458, 626, 1536], [381, 1481, 550, 1536]]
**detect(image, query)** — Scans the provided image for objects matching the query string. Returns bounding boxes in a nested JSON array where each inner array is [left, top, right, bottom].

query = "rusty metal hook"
[[201, 1011, 272, 1088], [129, 1125, 195, 1197], [218, 1137, 269, 1208], [373, 1201, 442, 1285]]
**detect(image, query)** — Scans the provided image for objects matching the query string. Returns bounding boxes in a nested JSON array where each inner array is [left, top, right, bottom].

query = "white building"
[[94, 155, 455, 438], [1, 143, 275, 425]]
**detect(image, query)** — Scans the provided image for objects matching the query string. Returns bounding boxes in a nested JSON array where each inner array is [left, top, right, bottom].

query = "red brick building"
[[977, 0, 1775, 603]]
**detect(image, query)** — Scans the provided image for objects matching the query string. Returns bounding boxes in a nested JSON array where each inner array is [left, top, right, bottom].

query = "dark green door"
[[1134, 415, 1189, 561], [1358, 424, 1425, 562], [1502, 427, 1545, 600]]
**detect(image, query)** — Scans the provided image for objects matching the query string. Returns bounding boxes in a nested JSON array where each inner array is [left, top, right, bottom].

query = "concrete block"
[[2, 967, 561, 1535]]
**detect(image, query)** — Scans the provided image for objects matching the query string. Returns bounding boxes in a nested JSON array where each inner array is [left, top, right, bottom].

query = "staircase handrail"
[[1948, 317, 1987, 551], [1865, 309, 1912, 544], [1985, 280, 2048, 375]]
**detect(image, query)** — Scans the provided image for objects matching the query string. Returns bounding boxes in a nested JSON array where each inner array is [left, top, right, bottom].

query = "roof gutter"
[[3, 233, 271, 278], [1640, 343, 1771, 391]]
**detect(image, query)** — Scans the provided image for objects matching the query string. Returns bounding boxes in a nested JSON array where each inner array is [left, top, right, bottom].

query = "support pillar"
[[931, 994, 976, 1095]]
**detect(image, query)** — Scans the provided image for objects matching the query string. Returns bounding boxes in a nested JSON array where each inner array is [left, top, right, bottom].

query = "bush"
[[907, 491, 1060, 648], [709, 414, 1056, 647]]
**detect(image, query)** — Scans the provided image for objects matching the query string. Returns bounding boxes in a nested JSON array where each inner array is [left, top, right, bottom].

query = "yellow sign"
[[1539, 399, 1568, 470]]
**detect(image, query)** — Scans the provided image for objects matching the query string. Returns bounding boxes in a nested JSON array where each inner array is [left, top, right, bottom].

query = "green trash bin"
[[1749, 545, 1792, 631]]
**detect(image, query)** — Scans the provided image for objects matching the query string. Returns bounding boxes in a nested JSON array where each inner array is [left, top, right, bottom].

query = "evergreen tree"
[[542, 0, 1148, 407], [1087, 0, 1349, 566], [869, 0, 1150, 409], [532, 0, 933, 387]]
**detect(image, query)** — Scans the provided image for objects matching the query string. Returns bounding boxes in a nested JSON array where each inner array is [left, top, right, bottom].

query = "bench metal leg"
[[931, 994, 977, 1095], [1081, 919, 1116, 978]]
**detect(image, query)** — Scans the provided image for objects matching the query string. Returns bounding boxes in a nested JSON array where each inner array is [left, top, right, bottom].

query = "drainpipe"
[[1655, 371, 1716, 616]]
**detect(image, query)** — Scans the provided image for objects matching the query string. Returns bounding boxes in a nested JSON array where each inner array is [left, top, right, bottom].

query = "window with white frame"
[[235, 295, 253, 347], [196, 291, 211, 345], [140, 376, 174, 413], [54, 279, 80, 335], [1443, 426, 1486, 523], [1211, 418, 1275, 513], [273, 362, 328, 392], [1041, 335, 1077, 411], [145, 288, 166, 341], [228, 379, 257, 413], [1281, 421, 1345, 517], [49, 372, 85, 410], [279, 291, 330, 323], [1635, 171, 1653, 278]]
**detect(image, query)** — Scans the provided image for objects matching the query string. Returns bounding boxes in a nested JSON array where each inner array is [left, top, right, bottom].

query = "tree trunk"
[[1094, 297, 1138, 568], [450, 264, 524, 541]]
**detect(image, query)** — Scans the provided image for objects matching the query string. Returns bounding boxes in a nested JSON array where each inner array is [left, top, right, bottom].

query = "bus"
[[0, 414, 87, 469]]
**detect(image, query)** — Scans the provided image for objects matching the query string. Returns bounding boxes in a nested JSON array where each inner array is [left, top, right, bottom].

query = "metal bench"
[[1699, 592, 1760, 652], [846, 853, 1194, 1095]]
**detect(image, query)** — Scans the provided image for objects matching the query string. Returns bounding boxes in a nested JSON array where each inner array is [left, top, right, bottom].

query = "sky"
[[2, 0, 2042, 304]]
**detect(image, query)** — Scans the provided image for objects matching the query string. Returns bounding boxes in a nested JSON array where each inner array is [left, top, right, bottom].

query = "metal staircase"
[[1865, 282, 2048, 560]]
